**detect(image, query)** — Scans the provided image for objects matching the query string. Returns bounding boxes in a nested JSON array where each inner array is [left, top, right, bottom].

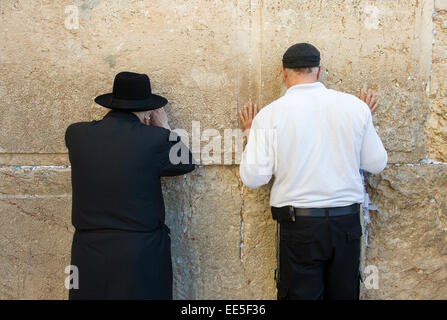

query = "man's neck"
[[286, 78, 318, 89]]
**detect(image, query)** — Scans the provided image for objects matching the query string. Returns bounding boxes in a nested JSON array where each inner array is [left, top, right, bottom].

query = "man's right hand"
[[150, 107, 171, 130], [238, 102, 258, 134], [359, 89, 379, 113]]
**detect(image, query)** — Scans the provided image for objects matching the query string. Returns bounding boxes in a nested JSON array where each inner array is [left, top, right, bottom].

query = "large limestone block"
[[162, 165, 276, 299], [362, 164, 447, 299], [0, 167, 73, 299], [427, 9, 447, 161], [260, 0, 433, 163], [0, 0, 255, 154]]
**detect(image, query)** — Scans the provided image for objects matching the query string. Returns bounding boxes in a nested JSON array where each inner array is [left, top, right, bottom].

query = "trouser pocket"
[[277, 226, 316, 300], [346, 228, 363, 242]]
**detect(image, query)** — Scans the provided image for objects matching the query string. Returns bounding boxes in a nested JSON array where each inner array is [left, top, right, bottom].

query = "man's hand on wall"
[[150, 107, 171, 130], [238, 102, 258, 135], [359, 89, 379, 113]]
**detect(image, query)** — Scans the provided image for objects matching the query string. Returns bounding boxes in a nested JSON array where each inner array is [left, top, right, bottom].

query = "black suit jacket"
[[65, 109, 195, 232], [65, 109, 195, 299]]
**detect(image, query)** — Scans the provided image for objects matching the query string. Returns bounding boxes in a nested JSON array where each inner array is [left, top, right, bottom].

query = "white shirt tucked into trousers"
[[239, 81, 388, 208]]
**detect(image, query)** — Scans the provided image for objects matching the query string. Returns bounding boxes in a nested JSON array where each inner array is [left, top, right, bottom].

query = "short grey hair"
[[286, 66, 319, 75]]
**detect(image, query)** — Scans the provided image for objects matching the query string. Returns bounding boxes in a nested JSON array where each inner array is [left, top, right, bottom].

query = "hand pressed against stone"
[[238, 102, 258, 134], [359, 88, 379, 113], [151, 107, 171, 130]]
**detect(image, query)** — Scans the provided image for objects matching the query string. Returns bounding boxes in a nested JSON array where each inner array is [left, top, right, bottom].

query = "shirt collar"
[[103, 109, 141, 122], [285, 81, 325, 95]]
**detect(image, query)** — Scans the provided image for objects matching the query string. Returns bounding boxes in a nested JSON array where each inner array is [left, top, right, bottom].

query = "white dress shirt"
[[239, 82, 388, 208]]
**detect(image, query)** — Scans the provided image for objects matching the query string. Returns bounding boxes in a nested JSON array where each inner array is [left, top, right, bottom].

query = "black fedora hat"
[[95, 72, 168, 111]]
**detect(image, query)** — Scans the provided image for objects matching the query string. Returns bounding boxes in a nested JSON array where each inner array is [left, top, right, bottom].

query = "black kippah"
[[282, 43, 320, 68]]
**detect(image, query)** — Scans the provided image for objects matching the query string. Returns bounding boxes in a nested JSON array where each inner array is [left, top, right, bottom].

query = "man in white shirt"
[[238, 43, 387, 300]]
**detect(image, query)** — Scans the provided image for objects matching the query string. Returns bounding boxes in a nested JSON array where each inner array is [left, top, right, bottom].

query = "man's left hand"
[[238, 102, 258, 133], [150, 107, 171, 130], [359, 88, 379, 113]]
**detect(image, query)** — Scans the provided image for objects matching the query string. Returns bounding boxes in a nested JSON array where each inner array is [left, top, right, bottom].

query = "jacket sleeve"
[[65, 124, 73, 150], [239, 115, 275, 189], [159, 129, 196, 177], [360, 112, 388, 174]]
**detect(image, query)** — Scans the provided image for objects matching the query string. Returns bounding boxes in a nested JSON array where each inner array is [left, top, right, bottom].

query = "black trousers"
[[277, 211, 362, 300]]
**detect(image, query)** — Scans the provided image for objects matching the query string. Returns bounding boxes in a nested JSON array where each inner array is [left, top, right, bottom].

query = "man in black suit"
[[65, 72, 195, 299]]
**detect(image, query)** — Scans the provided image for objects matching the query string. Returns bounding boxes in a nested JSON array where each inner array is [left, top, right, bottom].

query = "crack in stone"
[[239, 197, 245, 263], [3, 199, 37, 218], [0, 198, 72, 231], [232, 167, 247, 265]]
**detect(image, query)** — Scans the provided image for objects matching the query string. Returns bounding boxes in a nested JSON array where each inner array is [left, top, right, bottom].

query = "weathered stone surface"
[[435, 0, 447, 11], [0, 166, 277, 300], [0, 0, 255, 154], [0, 0, 434, 164], [0, 166, 71, 196], [361, 165, 447, 299], [0, 167, 73, 299], [163, 166, 276, 299], [427, 9, 447, 161], [260, 0, 433, 164], [0, 154, 69, 166]]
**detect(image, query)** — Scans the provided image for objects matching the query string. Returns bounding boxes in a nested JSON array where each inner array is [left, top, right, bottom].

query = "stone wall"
[[0, 0, 445, 299]]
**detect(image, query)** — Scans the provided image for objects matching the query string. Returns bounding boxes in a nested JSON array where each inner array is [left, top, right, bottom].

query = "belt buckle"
[[289, 206, 296, 222]]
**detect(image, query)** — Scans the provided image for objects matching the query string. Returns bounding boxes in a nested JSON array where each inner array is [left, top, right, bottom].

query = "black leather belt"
[[272, 204, 360, 222], [293, 203, 360, 217]]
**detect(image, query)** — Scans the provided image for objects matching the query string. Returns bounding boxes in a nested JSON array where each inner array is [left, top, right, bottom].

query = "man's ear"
[[316, 66, 321, 81], [281, 65, 287, 82]]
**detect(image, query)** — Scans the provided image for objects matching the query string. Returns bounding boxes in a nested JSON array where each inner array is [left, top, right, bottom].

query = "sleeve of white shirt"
[[239, 114, 275, 189], [360, 111, 388, 174]]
